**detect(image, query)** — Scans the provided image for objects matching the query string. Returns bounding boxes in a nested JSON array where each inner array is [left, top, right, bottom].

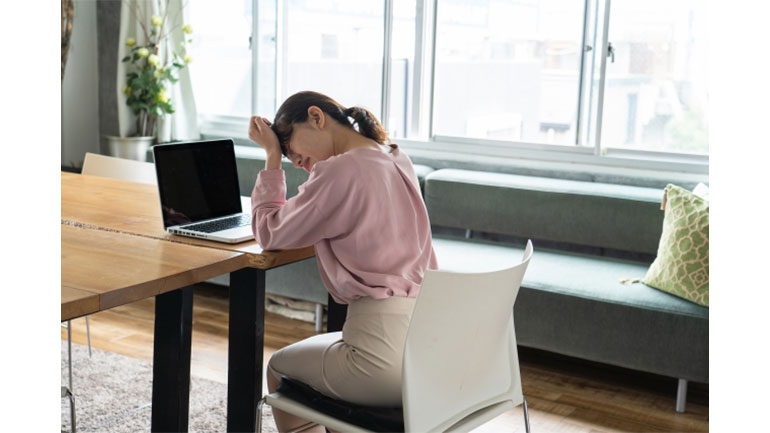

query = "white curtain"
[[117, 0, 199, 141]]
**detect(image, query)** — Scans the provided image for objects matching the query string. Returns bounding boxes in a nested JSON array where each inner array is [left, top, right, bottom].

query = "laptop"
[[153, 139, 254, 244]]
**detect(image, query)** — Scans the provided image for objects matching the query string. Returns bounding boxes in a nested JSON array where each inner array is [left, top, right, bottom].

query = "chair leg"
[[676, 379, 688, 413], [256, 397, 265, 433], [85, 316, 92, 358], [67, 321, 73, 393], [62, 386, 76, 433], [523, 397, 531, 433], [69, 389, 76, 433], [315, 303, 323, 333]]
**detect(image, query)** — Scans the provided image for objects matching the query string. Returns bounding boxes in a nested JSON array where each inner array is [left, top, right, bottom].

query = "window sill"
[[201, 118, 708, 190]]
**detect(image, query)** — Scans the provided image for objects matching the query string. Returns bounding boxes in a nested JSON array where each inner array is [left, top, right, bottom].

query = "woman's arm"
[[251, 161, 355, 250]]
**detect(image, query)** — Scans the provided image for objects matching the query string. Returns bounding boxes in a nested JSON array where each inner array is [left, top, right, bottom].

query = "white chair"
[[61, 153, 157, 432], [81, 152, 157, 185], [258, 240, 534, 432]]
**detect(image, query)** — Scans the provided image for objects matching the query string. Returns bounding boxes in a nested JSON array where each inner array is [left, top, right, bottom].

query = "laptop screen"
[[153, 139, 243, 228]]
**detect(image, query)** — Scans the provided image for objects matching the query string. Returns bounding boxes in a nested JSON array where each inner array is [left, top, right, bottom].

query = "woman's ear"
[[307, 106, 326, 130]]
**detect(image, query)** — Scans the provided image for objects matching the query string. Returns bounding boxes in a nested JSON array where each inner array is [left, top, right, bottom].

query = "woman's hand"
[[249, 115, 283, 171], [249, 116, 281, 157]]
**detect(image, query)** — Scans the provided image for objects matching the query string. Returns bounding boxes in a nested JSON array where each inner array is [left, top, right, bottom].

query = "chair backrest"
[[402, 240, 533, 433], [81, 152, 157, 185]]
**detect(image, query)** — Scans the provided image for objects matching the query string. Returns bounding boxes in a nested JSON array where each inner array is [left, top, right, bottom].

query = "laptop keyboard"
[[181, 214, 252, 233]]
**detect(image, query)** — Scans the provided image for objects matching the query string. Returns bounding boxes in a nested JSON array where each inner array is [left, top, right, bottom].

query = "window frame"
[[197, 0, 709, 176]]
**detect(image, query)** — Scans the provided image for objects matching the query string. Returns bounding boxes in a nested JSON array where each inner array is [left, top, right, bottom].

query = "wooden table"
[[61, 223, 246, 320], [61, 172, 316, 432]]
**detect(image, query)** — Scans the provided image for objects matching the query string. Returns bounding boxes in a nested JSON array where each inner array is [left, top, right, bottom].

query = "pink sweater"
[[251, 145, 438, 304]]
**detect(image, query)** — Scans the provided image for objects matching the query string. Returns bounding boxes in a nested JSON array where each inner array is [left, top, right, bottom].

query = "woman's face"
[[285, 109, 333, 172]]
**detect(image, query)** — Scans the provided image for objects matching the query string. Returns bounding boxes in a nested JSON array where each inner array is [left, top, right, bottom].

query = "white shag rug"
[[61, 341, 278, 432]]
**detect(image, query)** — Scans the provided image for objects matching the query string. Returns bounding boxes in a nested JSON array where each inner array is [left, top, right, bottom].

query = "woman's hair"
[[271, 91, 389, 156]]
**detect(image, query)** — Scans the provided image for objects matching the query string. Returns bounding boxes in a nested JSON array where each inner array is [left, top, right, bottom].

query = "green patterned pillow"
[[644, 183, 709, 306]]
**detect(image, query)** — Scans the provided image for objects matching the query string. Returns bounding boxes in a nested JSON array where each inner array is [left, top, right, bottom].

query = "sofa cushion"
[[644, 184, 709, 307], [267, 258, 328, 304], [425, 169, 665, 255], [412, 164, 434, 194], [432, 236, 709, 382]]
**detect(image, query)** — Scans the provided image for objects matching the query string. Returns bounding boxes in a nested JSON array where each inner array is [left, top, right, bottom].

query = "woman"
[[248, 91, 438, 432]]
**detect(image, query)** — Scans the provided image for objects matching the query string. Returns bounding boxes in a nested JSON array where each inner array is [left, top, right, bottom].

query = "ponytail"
[[343, 106, 390, 145]]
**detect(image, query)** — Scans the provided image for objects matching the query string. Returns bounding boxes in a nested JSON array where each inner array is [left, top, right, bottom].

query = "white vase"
[[104, 135, 155, 161]]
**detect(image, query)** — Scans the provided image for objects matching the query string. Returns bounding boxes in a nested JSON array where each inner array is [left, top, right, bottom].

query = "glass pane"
[[257, 0, 277, 118], [388, 0, 416, 139], [281, 0, 384, 116], [601, 0, 709, 154], [433, 0, 585, 145], [187, 0, 252, 117]]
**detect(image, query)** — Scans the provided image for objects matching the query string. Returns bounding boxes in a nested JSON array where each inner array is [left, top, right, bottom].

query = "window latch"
[[607, 42, 615, 63]]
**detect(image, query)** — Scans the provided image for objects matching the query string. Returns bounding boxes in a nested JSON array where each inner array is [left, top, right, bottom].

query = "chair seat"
[[273, 378, 404, 432]]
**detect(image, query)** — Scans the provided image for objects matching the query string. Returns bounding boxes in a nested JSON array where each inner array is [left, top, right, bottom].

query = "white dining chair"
[[258, 240, 534, 432], [81, 152, 157, 185]]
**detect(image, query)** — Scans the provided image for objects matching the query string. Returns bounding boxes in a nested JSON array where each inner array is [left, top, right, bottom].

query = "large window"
[[187, 0, 709, 163], [600, 0, 708, 154], [187, 1, 252, 118], [433, 0, 585, 145], [281, 0, 385, 117]]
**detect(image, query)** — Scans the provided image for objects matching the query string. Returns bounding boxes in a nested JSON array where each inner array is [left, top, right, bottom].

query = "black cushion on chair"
[[276, 377, 405, 432]]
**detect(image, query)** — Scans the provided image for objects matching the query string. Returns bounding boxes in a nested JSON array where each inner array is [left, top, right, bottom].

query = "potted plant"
[[105, 1, 192, 160]]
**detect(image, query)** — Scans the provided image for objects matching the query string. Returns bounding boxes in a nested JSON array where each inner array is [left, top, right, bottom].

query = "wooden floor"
[[62, 283, 708, 432]]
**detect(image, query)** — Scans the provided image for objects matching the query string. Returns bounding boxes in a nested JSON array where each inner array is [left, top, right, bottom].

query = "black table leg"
[[227, 267, 265, 432], [151, 286, 194, 432], [327, 294, 348, 332]]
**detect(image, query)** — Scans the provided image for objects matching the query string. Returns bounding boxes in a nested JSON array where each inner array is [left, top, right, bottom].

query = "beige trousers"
[[267, 296, 417, 407]]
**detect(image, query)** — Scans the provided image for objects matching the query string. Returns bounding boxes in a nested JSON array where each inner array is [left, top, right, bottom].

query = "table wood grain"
[[61, 172, 315, 268], [61, 223, 246, 320]]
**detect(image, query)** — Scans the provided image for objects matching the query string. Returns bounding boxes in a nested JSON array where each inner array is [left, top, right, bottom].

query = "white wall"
[[62, 0, 100, 169]]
